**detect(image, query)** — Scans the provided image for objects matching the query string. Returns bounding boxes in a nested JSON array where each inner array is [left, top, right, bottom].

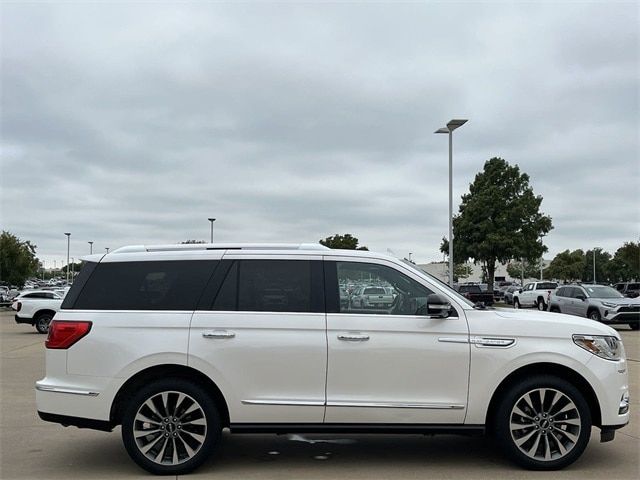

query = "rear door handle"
[[202, 330, 235, 339], [337, 333, 370, 341]]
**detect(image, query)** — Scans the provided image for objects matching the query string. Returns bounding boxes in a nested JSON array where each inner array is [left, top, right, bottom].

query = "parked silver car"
[[549, 284, 640, 330]]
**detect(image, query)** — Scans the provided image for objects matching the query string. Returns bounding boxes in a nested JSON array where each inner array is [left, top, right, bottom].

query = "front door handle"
[[202, 330, 235, 339], [337, 333, 370, 342]]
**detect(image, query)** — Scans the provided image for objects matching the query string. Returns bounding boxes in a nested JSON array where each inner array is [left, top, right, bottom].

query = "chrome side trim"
[[241, 399, 325, 407], [438, 337, 469, 344], [470, 337, 516, 348], [35, 385, 99, 397], [327, 401, 465, 410]]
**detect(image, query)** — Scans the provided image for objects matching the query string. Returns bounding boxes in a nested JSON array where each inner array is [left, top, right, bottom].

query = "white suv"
[[12, 290, 65, 333], [37, 244, 629, 475]]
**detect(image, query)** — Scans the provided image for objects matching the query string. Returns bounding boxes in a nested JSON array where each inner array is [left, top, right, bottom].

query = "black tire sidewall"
[[588, 310, 601, 321], [121, 378, 221, 475], [35, 314, 52, 334], [494, 374, 592, 470]]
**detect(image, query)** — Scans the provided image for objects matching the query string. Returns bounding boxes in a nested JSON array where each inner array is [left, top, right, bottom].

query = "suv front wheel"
[[121, 378, 221, 475], [494, 375, 591, 470]]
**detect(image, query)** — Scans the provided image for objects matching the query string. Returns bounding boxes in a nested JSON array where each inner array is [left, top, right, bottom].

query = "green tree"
[[439, 237, 473, 281], [320, 234, 368, 250], [608, 242, 639, 281], [582, 248, 612, 283], [451, 158, 552, 292], [0, 231, 40, 287], [545, 249, 585, 282], [506, 260, 540, 280]]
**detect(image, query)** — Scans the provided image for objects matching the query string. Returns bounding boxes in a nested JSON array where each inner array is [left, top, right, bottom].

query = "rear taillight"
[[45, 321, 92, 349], [15, 302, 22, 312]]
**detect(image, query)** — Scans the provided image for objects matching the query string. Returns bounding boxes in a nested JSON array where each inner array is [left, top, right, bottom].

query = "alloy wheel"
[[133, 391, 207, 466], [509, 388, 581, 462]]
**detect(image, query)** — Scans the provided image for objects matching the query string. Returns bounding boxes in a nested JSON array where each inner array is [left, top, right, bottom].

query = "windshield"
[[583, 286, 624, 299], [401, 261, 475, 307]]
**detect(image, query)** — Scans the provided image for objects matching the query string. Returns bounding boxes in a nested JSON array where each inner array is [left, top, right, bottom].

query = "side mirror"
[[518, 289, 523, 294], [425, 294, 451, 318], [576, 294, 586, 301]]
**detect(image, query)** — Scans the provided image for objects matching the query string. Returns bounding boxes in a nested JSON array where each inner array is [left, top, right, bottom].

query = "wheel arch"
[[33, 309, 57, 323], [485, 362, 602, 431], [110, 364, 230, 428]]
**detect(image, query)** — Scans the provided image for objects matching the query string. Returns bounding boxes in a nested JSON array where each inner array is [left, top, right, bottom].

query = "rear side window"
[[71, 261, 218, 310], [211, 260, 323, 313], [536, 282, 558, 290]]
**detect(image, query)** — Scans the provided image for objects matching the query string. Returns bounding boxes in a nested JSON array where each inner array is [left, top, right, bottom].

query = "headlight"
[[573, 335, 624, 361], [601, 302, 617, 308]]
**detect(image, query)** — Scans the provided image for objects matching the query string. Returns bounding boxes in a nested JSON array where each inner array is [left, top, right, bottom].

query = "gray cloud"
[[1, 2, 638, 267]]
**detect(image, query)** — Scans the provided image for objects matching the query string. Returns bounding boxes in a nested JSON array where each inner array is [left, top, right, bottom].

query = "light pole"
[[88, 241, 93, 254], [593, 249, 596, 284], [105, 247, 110, 254], [208, 218, 216, 243], [64, 233, 71, 284], [539, 234, 546, 280], [408, 252, 413, 263], [435, 119, 468, 287], [71, 257, 75, 278]]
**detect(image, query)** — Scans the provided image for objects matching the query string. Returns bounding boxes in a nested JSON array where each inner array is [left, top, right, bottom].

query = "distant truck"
[[615, 282, 640, 298], [456, 284, 494, 306], [350, 286, 395, 309], [512, 281, 558, 311]]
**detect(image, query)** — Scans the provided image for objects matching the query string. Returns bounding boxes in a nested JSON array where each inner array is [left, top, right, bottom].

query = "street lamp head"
[[208, 218, 216, 222], [446, 119, 468, 131], [434, 127, 449, 134], [64, 232, 71, 236]]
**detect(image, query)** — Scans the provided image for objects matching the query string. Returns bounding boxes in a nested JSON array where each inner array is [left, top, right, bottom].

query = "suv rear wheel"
[[121, 378, 221, 475], [35, 312, 53, 334], [494, 375, 591, 470]]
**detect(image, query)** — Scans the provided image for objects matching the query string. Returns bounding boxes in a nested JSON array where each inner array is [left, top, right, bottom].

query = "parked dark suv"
[[615, 282, 640, 298]]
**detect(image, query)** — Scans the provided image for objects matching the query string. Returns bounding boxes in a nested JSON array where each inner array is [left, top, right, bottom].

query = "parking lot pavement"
[[1, 309, 638, 479]]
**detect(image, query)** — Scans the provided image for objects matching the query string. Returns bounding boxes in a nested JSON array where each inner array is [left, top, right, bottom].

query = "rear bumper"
[[38, 411, 113, 432], [14, 315, 33, 325]]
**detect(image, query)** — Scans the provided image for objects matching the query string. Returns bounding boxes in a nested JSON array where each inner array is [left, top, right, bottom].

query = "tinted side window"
[[72, 261, 218, 310], [336, 262, 441, 316], [213, 260, 321, 313]]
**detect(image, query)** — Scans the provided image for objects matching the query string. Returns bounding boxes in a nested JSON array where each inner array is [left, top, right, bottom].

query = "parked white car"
[[12, 290, 65, 333], [513, 281, 558, 311], [37, 244, 629, 475]]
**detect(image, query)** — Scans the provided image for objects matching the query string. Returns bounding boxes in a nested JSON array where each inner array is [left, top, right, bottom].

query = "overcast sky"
[[1, 1, 638, 267]]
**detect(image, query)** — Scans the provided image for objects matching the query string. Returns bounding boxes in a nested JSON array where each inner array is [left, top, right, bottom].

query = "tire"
[[549, 306, 561, 313], [494, 375, 591, 470], [588, 309, 601, 322], [35, 313, 53, 334], [121, 378, 221, 475], [514, 298, 520, 309], [537, 298, 547, 311], [629, 323, 639, 331]]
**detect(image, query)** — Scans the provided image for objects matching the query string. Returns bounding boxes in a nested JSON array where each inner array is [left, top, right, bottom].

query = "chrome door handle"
[[202, 330, 235, 339], [337, 333, 370, 341]]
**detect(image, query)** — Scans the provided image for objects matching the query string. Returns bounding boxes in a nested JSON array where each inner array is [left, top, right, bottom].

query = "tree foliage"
[[0, 231, 40, 287], [545, 242, 639, 283], [320, 234, 368, 250], [451, 158, 552, 291], [544, 249, 585, 282], [506, 260, 540, 280]]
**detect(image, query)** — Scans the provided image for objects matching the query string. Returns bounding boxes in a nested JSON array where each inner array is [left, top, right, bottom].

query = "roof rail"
[[110, 243, 330, 254]]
